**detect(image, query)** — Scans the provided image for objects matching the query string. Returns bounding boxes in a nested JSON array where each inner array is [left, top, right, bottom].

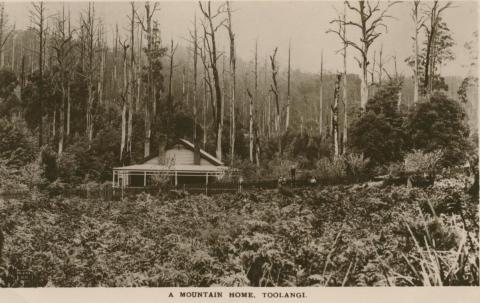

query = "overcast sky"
[[3, 1, 478, 78]]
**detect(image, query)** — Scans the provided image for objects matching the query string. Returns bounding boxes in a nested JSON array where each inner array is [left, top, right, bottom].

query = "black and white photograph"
[[0, 0, 478, 293]]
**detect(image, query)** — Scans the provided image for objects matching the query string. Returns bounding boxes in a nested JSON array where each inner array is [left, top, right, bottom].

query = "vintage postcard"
[[0, 0, 478, 302]]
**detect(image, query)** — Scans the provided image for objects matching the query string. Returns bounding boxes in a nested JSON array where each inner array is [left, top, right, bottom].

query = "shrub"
[[344, 153, 370, 180], [0, 118, 37, 168], [39, 146, 58, 182], [267, 158, 298, 179], [314, 157, 346, 179], [151, 158, 176, 189], [404, 149, 443, 177], [0, 159, 45, 193], [235, 159, 260, 180], [406, 92, 470, 167], [349, 80, 407, 166], [387, 162, 406, 177]]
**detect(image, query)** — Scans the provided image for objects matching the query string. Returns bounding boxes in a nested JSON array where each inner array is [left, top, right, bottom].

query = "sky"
[[3, 1, 478, 78]]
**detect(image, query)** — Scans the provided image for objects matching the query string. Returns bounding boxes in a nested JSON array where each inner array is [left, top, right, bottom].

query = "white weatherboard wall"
[[145, 145, 211, 166]]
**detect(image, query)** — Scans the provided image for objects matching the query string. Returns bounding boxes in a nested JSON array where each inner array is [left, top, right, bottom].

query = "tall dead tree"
[[30, 2, 47, 147], [0, 4, 14, 69], [319, 49, 323, 137], [422, 1, 452, 97], [119, 40, 129, 162], [199, 1, 226, 161], [254, 40, 260, 167], [96, 25, 104, 107], [199, 37, 209, 149], [341, 3, 348, 154], [330, 1, 397, 110], [225, 1, 236, 165], [199, 37, 215, 122], [286, 40, 291, 130], [269, 47, 281, 154], [412, 0, 423, 104], [66, 9, 72, 138], [137, 1, 160, 158], [82, 2, 97, 145], [52, 5, 74, 155], [378, 44, 383, 85], [167, 39, 178, 103], [248, 40, 258, 164], [127, 3, 136, 159], [332, 73, 341, 157], [190, 13, 199, 141], [113, 24, 118, 106]]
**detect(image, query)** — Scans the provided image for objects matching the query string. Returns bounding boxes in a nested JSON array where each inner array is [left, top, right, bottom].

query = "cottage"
[[112, 137, 230, 188]]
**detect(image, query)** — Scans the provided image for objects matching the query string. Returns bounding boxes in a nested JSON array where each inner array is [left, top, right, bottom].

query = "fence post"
[[205, 172, 209, 195], [238, 176, 243, 193]]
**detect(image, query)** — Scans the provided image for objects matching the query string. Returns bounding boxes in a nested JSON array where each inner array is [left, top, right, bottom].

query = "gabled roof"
[[141, 138, 224, 166], [177, 138, 224, 166]]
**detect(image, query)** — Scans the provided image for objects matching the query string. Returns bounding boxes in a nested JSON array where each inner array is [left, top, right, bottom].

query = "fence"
[[0, 176, 356, 201]]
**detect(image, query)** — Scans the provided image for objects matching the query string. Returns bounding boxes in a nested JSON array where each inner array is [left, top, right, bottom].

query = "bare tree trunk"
[[253, 40, 260, 167], [423, 1, 451, 97], [11, 34, 15, 71], [413, 0, 420, 104], [0, 4, 4, 69], [201, 42, 208, 149], [248, 89, 254, 162], [255, 127, 260, 167], [319, 49, 323, 137], [120, 42, 128, 161], [97, 27, 105, 107], [52, 105, 56, 144], [226, 1, 236, 165], [267, 94, 271, 139], [342, 5, 348, 154], [328, 1, 397, 110], [84, 3, 96, 147], [136, 26, 142, 113], [378, 45, 383, 85], [360, 54, 368, 109], [137, 2, 159, 159], [192, 13, 198, 141], [167, 40, 174, 99], [269, 47, 281, 154], [249, 40, 258, 163], [30, 2, 46, 147], [66, 84, 71, 137], [300, 116, 304, 136], [58, 87, 65, 155], [199, 1, 224, 161], [332, 74, 341, 157], [182, 66, 186, 104], [286, 41, 291, 130], [113, 24, 118, 105], [126, 3, 136, 161]]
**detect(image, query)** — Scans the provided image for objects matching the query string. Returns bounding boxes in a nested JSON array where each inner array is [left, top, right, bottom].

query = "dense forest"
[[0, 0, 478, 288]]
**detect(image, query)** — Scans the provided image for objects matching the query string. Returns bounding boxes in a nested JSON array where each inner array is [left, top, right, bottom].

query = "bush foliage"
[[1, 179, 477, 287]]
